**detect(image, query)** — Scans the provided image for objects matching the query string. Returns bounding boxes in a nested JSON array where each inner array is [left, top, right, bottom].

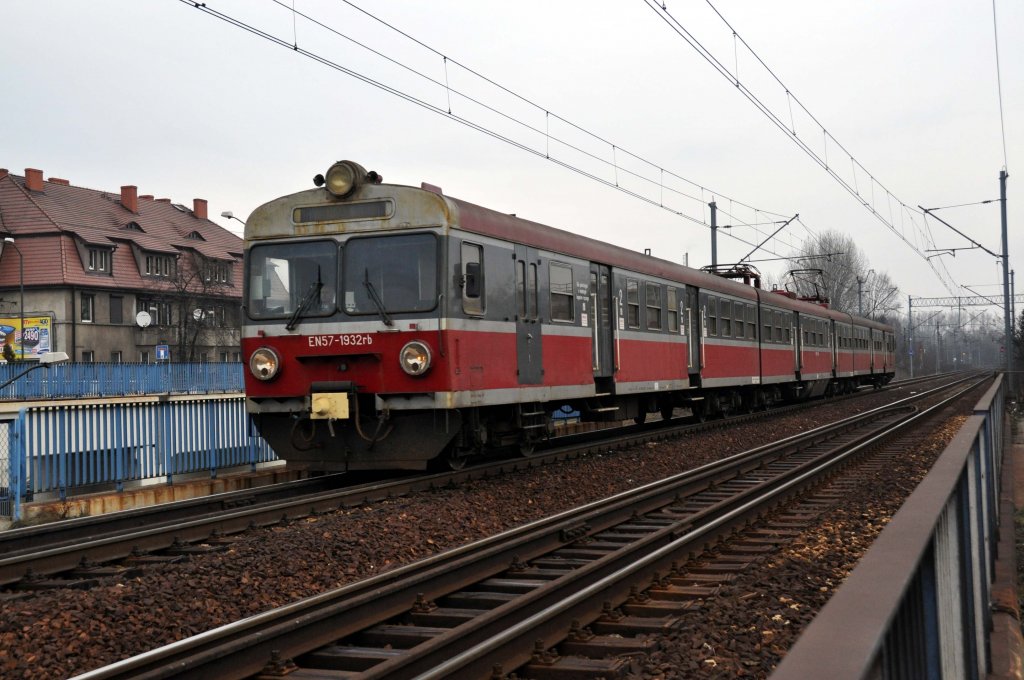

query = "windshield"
[[342, 234, 438, 315], [247, 241, 339, 320]]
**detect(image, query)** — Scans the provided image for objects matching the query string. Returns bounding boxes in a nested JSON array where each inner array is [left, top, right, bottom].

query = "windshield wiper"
[[363, 268, 393, 326], [286, 266, 323, 330]]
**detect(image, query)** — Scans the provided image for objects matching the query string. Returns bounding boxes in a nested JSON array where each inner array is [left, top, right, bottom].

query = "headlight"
[[249, 347, 281, 381], [323, 160, 367, 198], [399, 341, 432, 376]]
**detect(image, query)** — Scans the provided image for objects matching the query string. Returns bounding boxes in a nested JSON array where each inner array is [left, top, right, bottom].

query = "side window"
[[774, 311, 784, 343], [528, 263, 538, 320], [734, 303, 745, 339], [720, 299, 732, 337], [667, 287, 679, 333], [763, 308, 773, 343], [746, 304, 757, 339], [646, 283, 662, 330], [626, 279, 640, 328], [461, 242, 484, 316], [784, 313, 792, 343], [707, 296, 718, 336], [550, 262, 574, 322]]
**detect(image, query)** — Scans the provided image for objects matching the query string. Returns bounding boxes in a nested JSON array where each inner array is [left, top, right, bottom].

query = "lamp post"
[[2, 237, 24, 360], [220, 211, 245, 226]]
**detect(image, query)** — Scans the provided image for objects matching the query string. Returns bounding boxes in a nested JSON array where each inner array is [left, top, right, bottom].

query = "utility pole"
[[1000, 170, 1011, 391], [709, 200, 718, 269], [908, 295, 914, 378]]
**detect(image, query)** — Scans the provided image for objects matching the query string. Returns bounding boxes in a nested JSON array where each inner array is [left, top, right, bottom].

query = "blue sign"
[[156, 344, 170, 361]]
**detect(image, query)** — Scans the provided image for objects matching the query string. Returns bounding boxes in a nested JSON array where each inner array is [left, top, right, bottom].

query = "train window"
[[646, 283, 662, 330], [342, 233, 438, 315], [528, 263, 538, 320], [746, 305, 757, 340], [774, 311, 784, 343], [516, 261, 526, 318], [627, 279, 640, 328], [707, 297, 718, 336], [247, 240, 339, 320], [550, 263, 574, 322], [461, 243, 484, 316], [720, 300, 732, 336], [733, 303, 744, 339], [667, 287, 679, 333], [762, 310, 773, 343], [784, 314, 792, 343]]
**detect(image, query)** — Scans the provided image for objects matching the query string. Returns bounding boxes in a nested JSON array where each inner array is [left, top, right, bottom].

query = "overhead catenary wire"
[[178, 0, 814, 261], [644, 0, 963, 296]]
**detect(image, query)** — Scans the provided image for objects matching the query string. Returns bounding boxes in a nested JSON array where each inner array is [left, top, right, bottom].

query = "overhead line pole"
[[1000, 170, 1012, 391]]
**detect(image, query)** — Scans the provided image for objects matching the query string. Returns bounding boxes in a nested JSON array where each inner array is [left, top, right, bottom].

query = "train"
[[241, 160, 896, 471]]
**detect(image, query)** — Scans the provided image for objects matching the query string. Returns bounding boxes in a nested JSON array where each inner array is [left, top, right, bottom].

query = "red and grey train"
[[242, 160, 896, 471]]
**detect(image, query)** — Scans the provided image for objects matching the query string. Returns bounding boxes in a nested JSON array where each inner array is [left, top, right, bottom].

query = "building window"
[[110, 351, 122, 363], [219, 352, 228, 362], [87, 248, 111, 273], [81, 293, 94, 323], [140, 350, 150, 363], [136, 298, 172, 326], [144, 254, 175, 277], [549, 263, 574, 322], [199, 352, 209, 363], [203, 260, 231, 284], [110, 295, 123, 324], [81, 350, 94, 363]]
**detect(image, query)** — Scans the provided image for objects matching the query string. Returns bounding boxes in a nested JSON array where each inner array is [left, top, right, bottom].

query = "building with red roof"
[[0, 167, 241, 362]]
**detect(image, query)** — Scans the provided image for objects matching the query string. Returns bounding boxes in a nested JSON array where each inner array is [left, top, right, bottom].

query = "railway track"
[[71, 373, 987, 679], [0, 373, 955, 591]]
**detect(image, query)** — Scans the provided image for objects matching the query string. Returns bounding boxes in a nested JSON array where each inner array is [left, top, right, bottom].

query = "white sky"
[[2, 1, 1021, 307]]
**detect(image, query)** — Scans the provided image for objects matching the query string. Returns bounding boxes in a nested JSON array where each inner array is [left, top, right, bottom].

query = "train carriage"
[[242, 160, 895, 471]]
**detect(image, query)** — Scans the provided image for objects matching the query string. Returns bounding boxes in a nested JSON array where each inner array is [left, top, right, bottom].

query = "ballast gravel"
[[0, 383, 967, 679]]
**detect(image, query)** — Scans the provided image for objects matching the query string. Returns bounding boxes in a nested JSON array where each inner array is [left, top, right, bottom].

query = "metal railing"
[[0, 362, 244, 400], [772, 374, 1005, 679], [2, 396, 276, 522]]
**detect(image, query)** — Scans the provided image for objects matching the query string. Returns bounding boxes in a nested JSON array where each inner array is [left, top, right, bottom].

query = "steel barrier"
[[772, 374, 1005, 679], [0, 362, 244, 400], [3, 396, 276, 522]]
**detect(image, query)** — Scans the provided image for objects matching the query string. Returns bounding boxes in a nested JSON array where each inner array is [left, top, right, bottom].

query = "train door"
[[514, 245, 542, 384], [686, 286, 701, 371], [793, 312, 802, 372], [589, 263, 614, 379]]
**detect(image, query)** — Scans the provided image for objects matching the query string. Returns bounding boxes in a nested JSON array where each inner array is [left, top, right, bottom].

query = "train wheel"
[[634, 411, 647, 425], [660, 403, 674, 422], [445, 451, 469, 470]]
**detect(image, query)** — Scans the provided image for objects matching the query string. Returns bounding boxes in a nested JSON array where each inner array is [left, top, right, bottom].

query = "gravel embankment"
[[0, 385, 960, 679]]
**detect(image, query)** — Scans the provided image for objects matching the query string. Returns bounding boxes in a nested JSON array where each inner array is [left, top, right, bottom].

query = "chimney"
[[139, 194, 153, 201], [192, 198, 208, 220], [121, 185, 138, 213], [156, 198, 170, 204], [25, 168, 44, 192], [48, 177, 70, 186], [0, 169, 8, 179]]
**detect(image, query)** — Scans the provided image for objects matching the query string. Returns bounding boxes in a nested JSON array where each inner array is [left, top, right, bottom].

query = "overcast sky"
[[2, 1, 1021, 308]]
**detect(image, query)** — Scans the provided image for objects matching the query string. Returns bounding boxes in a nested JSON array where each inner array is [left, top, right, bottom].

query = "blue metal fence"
[[4, 396, 276, 522], [0, 362, 244, 400]]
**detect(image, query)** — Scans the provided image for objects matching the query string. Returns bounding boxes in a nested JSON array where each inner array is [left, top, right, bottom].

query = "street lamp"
[[2, 237, 23, 360], [220, 211, 245, 226], [0, 351, 69, 390]]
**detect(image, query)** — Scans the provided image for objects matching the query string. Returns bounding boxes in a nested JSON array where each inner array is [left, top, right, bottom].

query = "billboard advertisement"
[[0, 316, 52, 359]]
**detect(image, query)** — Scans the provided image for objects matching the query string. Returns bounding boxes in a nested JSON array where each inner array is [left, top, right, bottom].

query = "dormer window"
[[87, 248, 111, 273], [186, 231, 206, 241], [145, 254, 175, 278], [124, 221, 144, 232], [203, 259, 232, 284]]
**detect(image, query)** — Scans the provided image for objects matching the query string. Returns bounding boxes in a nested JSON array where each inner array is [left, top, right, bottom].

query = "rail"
[[0, 362, 244, 401], [772, 374, 1005, 679]]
